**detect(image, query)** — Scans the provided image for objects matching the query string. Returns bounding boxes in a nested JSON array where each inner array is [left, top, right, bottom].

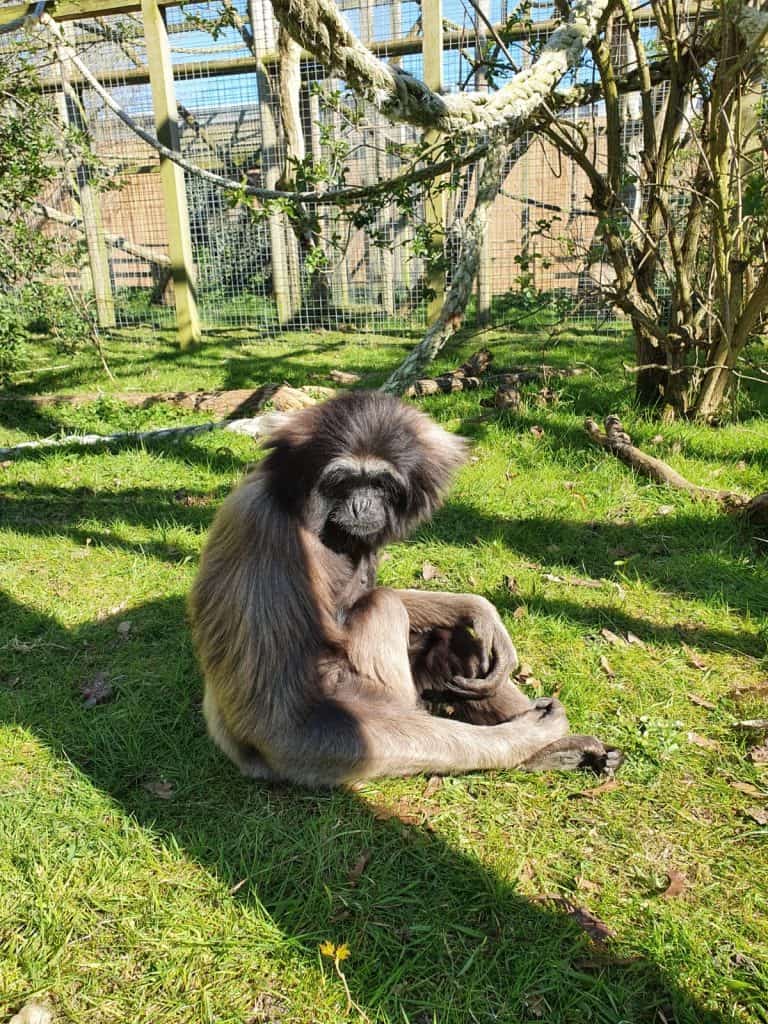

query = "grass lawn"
[[1, 323, 767, 1024]]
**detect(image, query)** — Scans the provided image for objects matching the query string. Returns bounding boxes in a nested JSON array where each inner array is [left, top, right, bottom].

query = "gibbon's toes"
[[594, 745, 624, 775]]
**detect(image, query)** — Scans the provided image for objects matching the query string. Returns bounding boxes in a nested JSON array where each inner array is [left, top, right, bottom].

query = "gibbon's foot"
[[519, 734, 624, 774]]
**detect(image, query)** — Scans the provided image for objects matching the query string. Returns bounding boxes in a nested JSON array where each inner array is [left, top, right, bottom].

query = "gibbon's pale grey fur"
[[189, 391, 622, 786]]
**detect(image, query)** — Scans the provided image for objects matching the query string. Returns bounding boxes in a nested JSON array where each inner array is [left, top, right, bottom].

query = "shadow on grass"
[[0, 588, 727, 1024], [1, 472, 764, 646]]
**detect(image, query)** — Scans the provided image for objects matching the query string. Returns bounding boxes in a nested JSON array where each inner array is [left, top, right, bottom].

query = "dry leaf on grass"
[[661, 870, 687, 899], [733, 719, 768, 733], [368, 799, 434, 827], [530, 425, 545, 439], [143, 779, 174, 800], [116, 620, 132, 639], [575, 876, 601, 894], [729, 682, 768, 701], [569, 779, 619, 800], [626, 631, 645, 648], [513, 606, 528, 620], [9, 1003, 54, 1024], [729, 781, 767, 798], [599, 656, 615, 680], [503, 575, 519, 594], [600, 628, 626, 647], [538, 896, 616, 945], [80, 671, 113, 708], [347, 850, 372, 887], [688, 693, 716, 710], [744, 807, 768, 826], [523, 993, 548, 1019], [687, 731, 723, 753], [328, 370, 361, 384], [682, 644, 707, 670], [423, 775, 443, 798], [421, 561, 443, 581], [749, 744, 768, 765], [516, 663, 534, 681]]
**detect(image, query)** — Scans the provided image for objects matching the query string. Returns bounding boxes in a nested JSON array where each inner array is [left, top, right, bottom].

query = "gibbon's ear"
[[258, 409, 308, 448], [398, 409, 469, 529]]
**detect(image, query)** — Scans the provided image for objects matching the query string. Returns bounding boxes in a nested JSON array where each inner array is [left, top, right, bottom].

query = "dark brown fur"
[[189, 392, 621, 786]]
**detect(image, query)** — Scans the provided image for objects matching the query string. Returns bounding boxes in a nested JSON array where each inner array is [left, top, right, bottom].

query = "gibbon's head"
[[262, 390, 467, 553]]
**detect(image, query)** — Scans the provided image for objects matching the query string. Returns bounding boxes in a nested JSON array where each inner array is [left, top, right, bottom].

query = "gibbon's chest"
[[332, 551, 379, 618]]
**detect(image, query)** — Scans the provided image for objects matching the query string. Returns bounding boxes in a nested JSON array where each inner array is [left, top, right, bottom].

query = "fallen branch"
[[0, 385, 331, 460], [0, 415, 279, 460], [584, 414, 768, 525], [0, 384, 333, 416], [404, 349, 494, 397], [35, 202, 171, 267], [496, 365, 586, 385]]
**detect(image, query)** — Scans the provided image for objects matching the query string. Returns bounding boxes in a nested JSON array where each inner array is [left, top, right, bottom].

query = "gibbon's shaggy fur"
[[189, 391, 622, 786]]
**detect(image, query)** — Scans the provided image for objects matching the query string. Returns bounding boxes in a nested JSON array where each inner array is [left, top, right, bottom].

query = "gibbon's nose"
[[351, 493, 372, 517]]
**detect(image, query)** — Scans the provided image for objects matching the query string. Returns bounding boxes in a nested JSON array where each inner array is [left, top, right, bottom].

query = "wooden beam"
[[423, 0, 445, 324], [37, 26, 528, 92], [0, 0, 177, 26], [141, 0, 201, 348]]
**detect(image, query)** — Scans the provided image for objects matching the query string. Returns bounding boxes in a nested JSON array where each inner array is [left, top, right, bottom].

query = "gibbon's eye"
[[371, 472, 406, 504]]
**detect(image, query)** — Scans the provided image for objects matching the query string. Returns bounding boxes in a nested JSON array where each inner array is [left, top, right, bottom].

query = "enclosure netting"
[[1, 0, 660, 338]]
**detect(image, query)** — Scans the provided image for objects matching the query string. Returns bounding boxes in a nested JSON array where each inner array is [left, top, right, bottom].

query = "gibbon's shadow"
[[0, 589, 723, 1023]]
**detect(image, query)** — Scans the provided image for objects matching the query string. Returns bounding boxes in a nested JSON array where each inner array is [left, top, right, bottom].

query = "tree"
[[0, 41, 98, 378], [543, 1, 768, 420]]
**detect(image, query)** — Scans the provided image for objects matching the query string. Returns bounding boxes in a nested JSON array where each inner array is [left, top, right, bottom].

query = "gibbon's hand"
[[455, 598, 519, 696]]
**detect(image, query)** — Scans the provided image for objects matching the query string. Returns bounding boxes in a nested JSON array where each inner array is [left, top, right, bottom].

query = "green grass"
[[1, 323, 767, 1024]]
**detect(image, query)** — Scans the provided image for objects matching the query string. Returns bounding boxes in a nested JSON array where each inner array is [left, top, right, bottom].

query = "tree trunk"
[[633, 321, 666, 408], [693, 334, 735, 421]]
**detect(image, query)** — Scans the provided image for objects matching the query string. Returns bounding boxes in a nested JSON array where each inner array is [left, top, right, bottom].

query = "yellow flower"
[[335, 943, 351, 961], [319, 940, 336, 958]]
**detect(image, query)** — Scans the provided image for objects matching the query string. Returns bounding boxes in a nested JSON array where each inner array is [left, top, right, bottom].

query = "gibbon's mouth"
[[322, 515, 385, 551], [338, 517, 385, 538]]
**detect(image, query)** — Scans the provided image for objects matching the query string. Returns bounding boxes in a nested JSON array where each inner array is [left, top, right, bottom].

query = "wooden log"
[[405, 348, 494, 397]]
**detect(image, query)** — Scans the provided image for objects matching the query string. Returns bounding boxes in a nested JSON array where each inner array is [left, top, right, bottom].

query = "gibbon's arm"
[[396, 589, 519, 694]]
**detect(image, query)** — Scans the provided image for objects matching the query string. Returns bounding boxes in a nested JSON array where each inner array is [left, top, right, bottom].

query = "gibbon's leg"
[[282, 693, 573, 786], [263, 588, 573, 785], [345, 588, 420, 707], [202, 687, 276, 781]]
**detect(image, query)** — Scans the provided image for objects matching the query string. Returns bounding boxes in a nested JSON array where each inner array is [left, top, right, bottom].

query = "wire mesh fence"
[[1, 0, 660, 340]]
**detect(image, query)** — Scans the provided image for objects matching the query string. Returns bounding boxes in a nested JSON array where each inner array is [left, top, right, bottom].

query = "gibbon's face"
[[315, 454, 408, 551], [262, 390, 468, 555]]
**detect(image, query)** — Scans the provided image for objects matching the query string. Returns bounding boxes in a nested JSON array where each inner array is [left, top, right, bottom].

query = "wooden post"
[[475, 0, 492, 327], [423, 0, 445, 323], [142, 0, 201, 347], [57, 32, 115, 327], [250, 0, 298, 325]]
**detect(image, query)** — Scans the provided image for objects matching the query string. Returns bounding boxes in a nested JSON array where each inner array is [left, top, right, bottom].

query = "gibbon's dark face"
[[262, 390, 468, 555], [315, 454, 409, 552]]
